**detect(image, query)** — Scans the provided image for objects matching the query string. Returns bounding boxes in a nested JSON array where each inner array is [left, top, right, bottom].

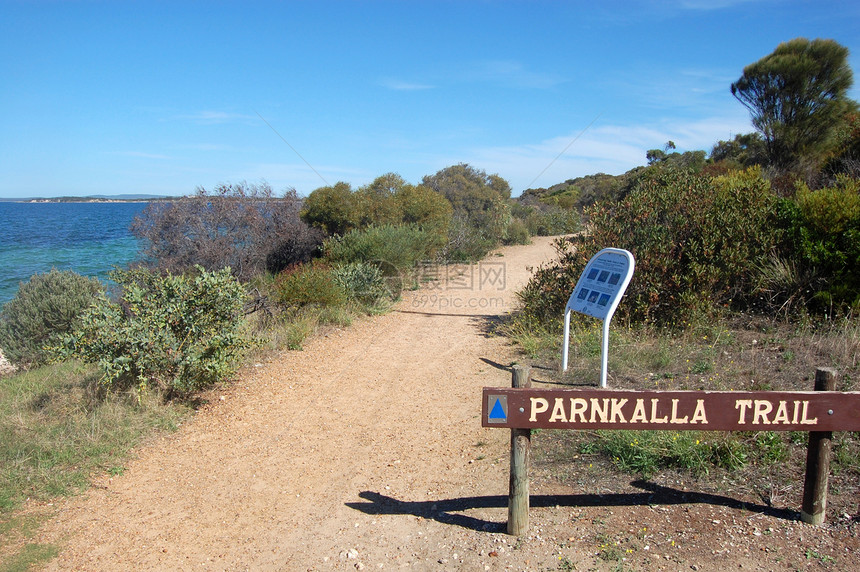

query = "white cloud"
[[462, 114, 753, 193]]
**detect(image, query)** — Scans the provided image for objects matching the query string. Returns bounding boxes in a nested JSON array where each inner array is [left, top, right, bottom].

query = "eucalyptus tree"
[[731, 38, 855, 170]]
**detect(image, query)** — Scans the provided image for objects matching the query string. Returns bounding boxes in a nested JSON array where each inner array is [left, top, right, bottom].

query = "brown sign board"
[[482, 388, 860, 432]]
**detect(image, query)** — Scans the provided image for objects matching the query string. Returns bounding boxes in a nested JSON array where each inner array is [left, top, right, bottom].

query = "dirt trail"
[[30, 236, 860, 571], [36, 237, 571, 570]]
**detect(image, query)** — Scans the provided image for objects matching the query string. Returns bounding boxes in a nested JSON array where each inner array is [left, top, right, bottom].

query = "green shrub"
[[503, 218, 531, 245], [776, 176, 860, 316], [322, 224, 439, 271], [301, 174, 454, 244], [331, 262, 392, 308], [443, 214, 497, 262], [422, 164, 514, 260], [0, 269, 102, 368], [275, 262, 348, 309], [56, 266, 251, 397], [518, 168, 780, 326], [525, 205, 580, 236]]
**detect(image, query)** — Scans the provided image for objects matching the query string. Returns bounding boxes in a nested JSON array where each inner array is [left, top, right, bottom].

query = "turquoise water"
[[0, 202, 148, 306]]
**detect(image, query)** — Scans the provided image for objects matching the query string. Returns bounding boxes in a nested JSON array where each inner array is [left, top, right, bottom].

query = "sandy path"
[[36, 237, 569, 570]]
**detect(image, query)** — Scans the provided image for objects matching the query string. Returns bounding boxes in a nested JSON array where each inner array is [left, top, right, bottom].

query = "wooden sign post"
[[483, 368, 858, 534]]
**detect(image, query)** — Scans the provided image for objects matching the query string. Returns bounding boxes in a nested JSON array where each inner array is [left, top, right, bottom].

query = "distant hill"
[[518, 168, 643, 211]]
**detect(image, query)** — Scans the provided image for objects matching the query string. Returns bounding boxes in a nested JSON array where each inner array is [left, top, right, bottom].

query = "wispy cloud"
[[382, 60, 564, 92], [465, 60, 564, 89], [174, 110, 257, 124], [380, 78, 435, 91], [107, 150, 171, 160], [677, 0, 765, 10]]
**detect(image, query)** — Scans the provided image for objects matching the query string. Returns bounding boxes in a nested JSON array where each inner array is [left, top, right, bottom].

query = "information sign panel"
[[562, 248, 635, 387], [566, 248, 634, 321]]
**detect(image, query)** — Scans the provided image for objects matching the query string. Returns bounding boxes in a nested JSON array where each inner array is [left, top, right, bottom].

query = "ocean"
[[0, 201, 148, 306]]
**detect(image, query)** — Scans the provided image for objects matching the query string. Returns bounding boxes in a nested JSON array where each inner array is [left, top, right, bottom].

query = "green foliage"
[[520, 172, 635, 212], [709, 132, 768, 169], [422, 163, 515, 259], [518, 168, 780, 326], [274, 262, 348, 309], [822, 111, 860, 179], [443, 214, 498, 262], [352, 174, 405, 228], [731, 38, 856, 170], [646, 142, 707, 172], [503, 218, 531, 245], [300, 181, 357, 236], [523, 204, 580, 236], [395, 182, 453, 237], [776, 176, 860, 315], [301, 173, 454, 245], [331, 262, 392, 308], [322, 224, 440, 272], [0, 269, 102, 368], [57, 267, 251, 397], [589, 430, 748, 478]]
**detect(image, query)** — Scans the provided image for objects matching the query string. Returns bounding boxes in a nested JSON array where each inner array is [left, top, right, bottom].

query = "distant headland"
[[0, 194, 172, 203]]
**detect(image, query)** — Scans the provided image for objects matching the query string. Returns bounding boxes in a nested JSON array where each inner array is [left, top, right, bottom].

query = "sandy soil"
[[28, 236, 860, 570]]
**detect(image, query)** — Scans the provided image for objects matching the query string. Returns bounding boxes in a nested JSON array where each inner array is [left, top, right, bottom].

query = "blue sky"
[[1, 0, 859, 198]]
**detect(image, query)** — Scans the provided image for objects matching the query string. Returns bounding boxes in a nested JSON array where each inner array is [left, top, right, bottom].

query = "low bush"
[[274, 262, 348, 310], [443, 214, 497, 262], [56, 267, 251, 397], [524, 205, 580, 236], [322, 224, 440, 271], [503, 218, 531, 245], [0, 269, 102, 368], [331, 262, 392, 308], [776, 175, 860, 316]]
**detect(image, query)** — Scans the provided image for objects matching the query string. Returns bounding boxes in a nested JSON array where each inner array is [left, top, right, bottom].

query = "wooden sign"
[[482, 387, 860, 432]]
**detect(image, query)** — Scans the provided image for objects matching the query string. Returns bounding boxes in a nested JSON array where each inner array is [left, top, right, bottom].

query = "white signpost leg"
[[562, 309, 572, 372], [600, 318, 610, 388]]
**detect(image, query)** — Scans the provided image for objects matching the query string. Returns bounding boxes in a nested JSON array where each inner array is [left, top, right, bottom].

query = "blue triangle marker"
[[489, 398, 507, 421]]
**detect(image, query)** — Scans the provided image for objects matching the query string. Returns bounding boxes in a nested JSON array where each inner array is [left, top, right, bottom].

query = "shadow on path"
[[346, 481, 801, 533]]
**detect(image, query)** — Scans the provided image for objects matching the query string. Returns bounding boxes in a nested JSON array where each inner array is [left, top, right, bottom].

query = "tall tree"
[[731, 38, 855, 170]]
